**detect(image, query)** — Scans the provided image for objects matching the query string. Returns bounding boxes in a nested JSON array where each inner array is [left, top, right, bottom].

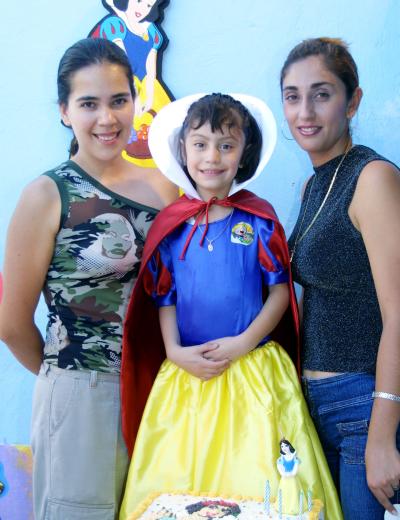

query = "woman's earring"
[[280, 119, 294, 141]]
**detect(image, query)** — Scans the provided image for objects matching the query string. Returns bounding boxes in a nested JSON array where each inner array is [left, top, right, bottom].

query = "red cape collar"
[[142, 190, 280, 263]]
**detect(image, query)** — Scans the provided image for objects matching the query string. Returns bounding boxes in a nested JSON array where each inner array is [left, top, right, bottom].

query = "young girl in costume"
[[0, 38, 176, 519], [119, 93, 342, 519], [282, 37, 400, 519]]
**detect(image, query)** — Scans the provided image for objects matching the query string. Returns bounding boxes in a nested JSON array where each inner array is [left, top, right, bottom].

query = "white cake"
[[129, 492, 324, 519]]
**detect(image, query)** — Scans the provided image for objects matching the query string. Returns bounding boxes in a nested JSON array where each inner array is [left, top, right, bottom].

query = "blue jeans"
[[302, 372, 400, 520]]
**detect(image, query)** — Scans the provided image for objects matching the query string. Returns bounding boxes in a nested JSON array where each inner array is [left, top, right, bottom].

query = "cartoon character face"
[[76, 213, 138, 278], [186, 500, 240, 518], [231, 222, 254, 246], [196, 504, 233, 518], [234, 223, 248, 240], [101, 216, 133, 258], [280, 442, 291, 455], [126, 0, 159, 22], [279, 439, 295, 455]]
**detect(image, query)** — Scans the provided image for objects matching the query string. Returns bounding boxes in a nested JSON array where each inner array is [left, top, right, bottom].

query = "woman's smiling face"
[[60, 62, 134, 170], [282, 55, 359, 166]]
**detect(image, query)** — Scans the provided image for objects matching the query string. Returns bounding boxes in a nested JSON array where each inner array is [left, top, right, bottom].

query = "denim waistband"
[[302, 372, 374, 387], [302, 372, 375, 405]]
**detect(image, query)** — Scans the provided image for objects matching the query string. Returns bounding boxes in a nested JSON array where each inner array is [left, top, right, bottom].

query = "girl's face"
[[182, 122, 245, 201], [126, 0, 157, 22], [282, 55, 361, 166], [60, 62, 134, 171]]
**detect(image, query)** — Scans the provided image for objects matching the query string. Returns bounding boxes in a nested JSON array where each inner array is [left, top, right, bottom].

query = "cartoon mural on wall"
[[90, 0, 174, 168]]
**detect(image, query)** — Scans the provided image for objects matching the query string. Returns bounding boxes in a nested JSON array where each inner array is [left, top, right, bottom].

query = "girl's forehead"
[[186, 120, 244, 139]]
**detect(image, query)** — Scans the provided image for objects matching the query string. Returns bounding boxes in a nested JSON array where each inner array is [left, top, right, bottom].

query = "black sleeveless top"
[[288, 145, 394, 373]]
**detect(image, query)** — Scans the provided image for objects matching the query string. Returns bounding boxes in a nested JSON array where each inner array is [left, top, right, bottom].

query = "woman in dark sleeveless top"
[[281, 37, 400, 519]]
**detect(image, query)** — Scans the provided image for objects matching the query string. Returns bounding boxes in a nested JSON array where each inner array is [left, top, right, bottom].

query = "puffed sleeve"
[[257, 218, 289, 286], [142, 238, 176, 307], [147, 23, 163, 50], [99, 16, 128, 42]]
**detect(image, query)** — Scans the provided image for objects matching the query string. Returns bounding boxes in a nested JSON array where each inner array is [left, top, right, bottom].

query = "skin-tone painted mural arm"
[[0, 177, 61, 374]]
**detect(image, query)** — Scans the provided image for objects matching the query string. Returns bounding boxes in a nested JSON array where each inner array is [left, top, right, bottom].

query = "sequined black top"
[[288, 145, 393, 373]]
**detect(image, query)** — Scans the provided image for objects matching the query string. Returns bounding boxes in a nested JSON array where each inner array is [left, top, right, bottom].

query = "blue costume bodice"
[[99, 17, 162, 80], [147, 209, 288, 347], [279, 456, 296, 473]]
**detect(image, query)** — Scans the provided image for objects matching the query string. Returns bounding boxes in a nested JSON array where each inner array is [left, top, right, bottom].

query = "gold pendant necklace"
[[290, 142, 352, 263]]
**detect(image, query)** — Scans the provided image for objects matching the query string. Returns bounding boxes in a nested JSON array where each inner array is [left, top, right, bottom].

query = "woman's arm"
[[205, 283, 289, 362], [159, 305, 230, 380], [350, 159, 400, 513], [0, 176, 61, 374]]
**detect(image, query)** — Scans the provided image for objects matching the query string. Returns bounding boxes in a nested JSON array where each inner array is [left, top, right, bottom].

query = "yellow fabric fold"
[[120, 342, 342, 519]]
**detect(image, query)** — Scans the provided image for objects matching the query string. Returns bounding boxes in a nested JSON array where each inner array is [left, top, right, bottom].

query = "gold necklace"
[[290, 143, 352, 263]]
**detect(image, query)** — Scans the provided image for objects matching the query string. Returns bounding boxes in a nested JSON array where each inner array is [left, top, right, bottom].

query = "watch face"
[[385, 505, 400, 519]]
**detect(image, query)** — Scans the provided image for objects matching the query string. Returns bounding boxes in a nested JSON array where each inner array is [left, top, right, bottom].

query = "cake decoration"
[[129, 439, 325, 519]]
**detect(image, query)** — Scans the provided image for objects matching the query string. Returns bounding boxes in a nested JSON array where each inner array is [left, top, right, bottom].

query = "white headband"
[[148, 93, 277, 200]]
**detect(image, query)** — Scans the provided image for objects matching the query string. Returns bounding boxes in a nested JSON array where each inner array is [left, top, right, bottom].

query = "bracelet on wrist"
[[372, 391, 400, 403]]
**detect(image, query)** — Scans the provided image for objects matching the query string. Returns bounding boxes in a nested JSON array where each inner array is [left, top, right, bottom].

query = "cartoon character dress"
[[95, 16, 171, 165], [119, 208, 342, 519], [276, 446, 308, 516]]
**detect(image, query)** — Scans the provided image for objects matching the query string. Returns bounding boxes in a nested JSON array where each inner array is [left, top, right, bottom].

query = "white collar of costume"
[[148, 93, 277, 200]]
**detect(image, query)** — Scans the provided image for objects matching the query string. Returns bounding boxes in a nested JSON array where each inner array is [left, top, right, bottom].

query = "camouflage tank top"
[[42, 161, 158, 373]]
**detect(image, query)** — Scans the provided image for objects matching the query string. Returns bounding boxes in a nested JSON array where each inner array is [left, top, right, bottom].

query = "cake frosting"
[[129, 492, 325, 519]]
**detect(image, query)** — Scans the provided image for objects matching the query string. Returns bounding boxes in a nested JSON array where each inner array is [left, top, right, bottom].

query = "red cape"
[[121, 190, 299, 455]]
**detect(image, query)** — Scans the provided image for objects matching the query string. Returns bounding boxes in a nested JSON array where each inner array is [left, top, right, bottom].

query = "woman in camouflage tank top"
[[0, 38, 177, 519]]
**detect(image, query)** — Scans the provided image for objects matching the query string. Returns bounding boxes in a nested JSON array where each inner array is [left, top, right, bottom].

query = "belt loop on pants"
[[301, 376, 309, 399], [42, 362, 51, 376], [90, 370, 98, 388]]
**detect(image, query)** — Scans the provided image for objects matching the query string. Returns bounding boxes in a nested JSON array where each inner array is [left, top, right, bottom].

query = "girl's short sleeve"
[[143, 238, 176, 307], [257, 218, 289, 286]]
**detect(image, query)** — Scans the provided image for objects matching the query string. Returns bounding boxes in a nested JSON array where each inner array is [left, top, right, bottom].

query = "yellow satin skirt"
[[119, 342, 343, 519]]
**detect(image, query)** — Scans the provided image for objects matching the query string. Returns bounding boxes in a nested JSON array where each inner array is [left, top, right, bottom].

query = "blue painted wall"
[[1, 0, 399, 444]]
